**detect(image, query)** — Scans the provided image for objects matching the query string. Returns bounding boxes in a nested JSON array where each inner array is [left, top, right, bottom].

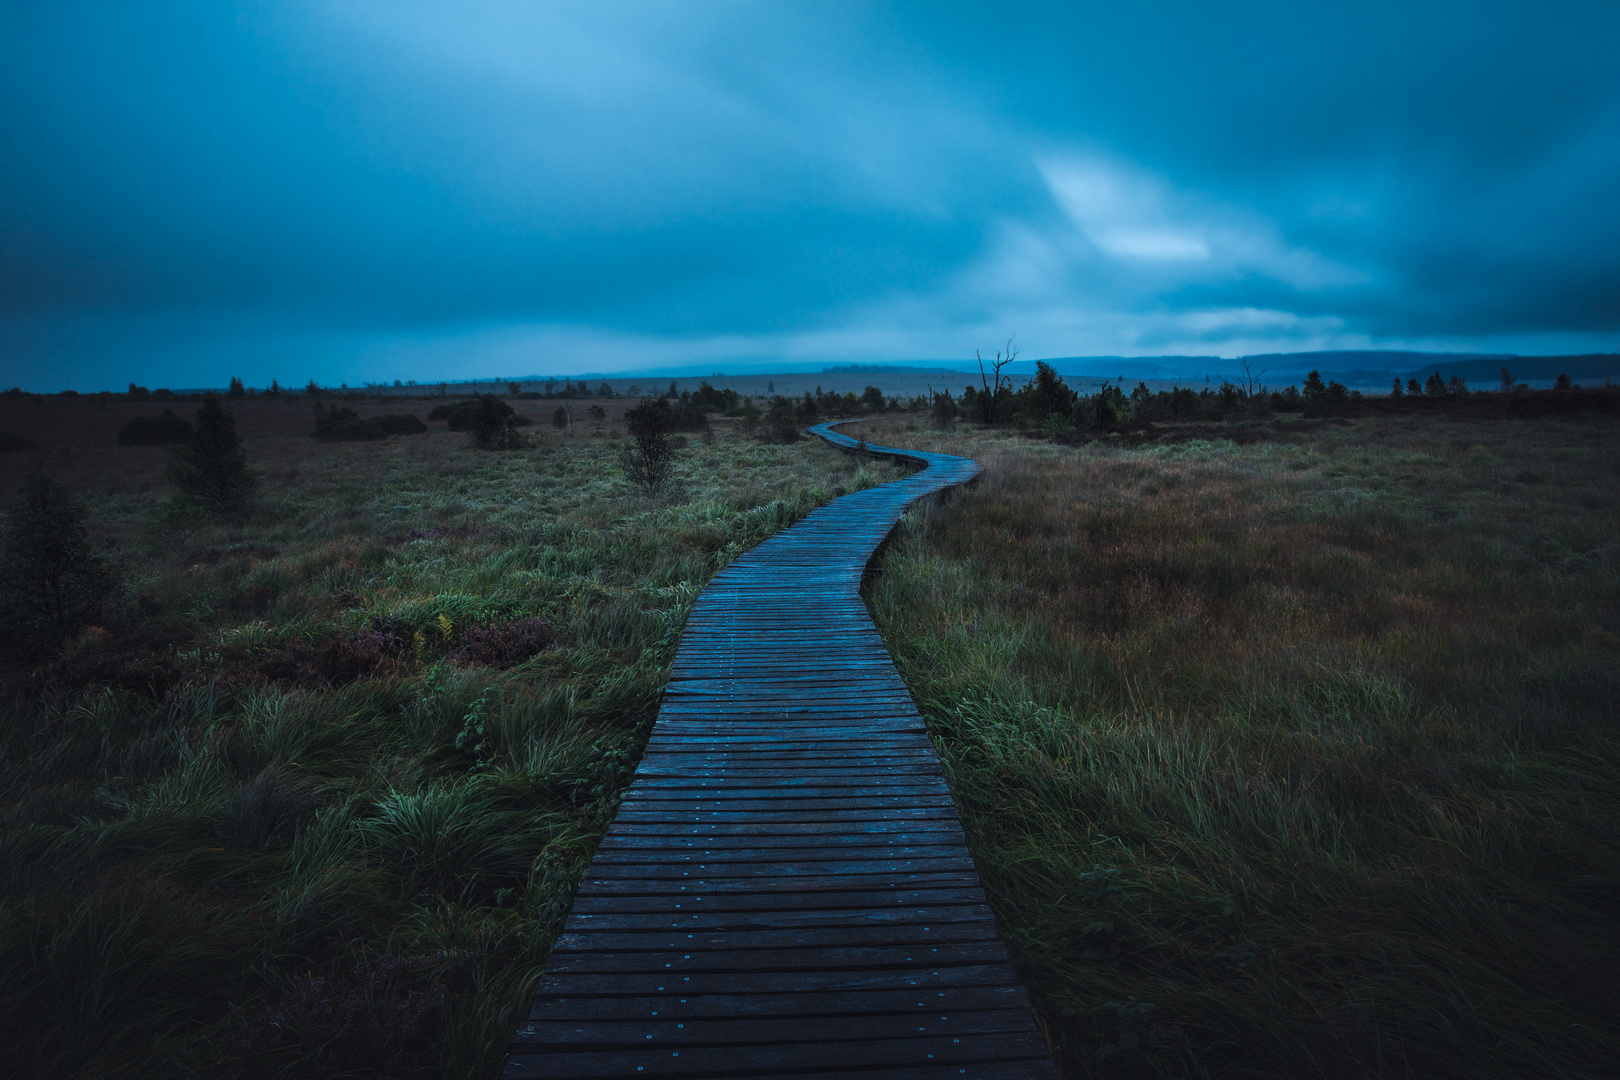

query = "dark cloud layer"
[[2, 1, 1617, 389]]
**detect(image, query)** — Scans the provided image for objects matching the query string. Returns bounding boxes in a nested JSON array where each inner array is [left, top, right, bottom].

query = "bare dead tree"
[[976, 338, 1018, 423], [1240, 357, 1267, 398]]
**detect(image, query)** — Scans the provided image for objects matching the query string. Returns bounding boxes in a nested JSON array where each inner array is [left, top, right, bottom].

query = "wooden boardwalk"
[[502, 422, 1057, 1079]]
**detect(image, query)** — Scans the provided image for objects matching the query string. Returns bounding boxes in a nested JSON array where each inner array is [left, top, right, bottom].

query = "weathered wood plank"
[[500, 421, 1055, 1078], [503, 1031, 1052, 1078], [513, 1007, 1036, 1045]]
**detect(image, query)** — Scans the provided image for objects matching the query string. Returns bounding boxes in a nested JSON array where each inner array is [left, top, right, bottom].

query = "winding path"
[[501, 422, 1056, 1079]]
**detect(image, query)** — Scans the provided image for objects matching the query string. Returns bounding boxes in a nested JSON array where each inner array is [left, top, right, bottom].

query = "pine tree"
[[0, 473, 118, 658], [166, 393, 258, 513]]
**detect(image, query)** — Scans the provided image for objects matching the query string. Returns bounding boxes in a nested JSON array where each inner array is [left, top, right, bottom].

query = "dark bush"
[[0, 432, 35, 453], [313, 403, 427, 441], [166, 394, 258, 513], [1303, 370, 1351, 416], [1007, 362, 1077, 426], [759, 396, 799, 443], [236, 623, 412, 687], [1089, 384, 1127, 428], [469, 395, 529, 449], [453, 617, 556, 667], [435, 396, 531, 432], [620, 398, 676, 495], [0, 473, 120, 660], [18, 639, 187, 699], [667, 398, 711, 433], [117, 409, 193, 446], [795, 392, 819, 426], [313, 405, 382, 441], [686, 381, 737, 412]]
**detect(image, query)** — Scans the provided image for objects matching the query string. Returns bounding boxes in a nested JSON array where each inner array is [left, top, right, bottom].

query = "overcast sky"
[[3, 1, 1618, 389]]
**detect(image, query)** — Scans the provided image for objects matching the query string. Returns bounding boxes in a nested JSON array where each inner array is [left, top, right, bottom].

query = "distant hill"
[[1384, 354, 1620, 386], [1028, 351, 1620, 389]]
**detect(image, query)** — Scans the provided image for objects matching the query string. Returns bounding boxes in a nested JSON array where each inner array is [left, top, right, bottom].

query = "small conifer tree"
[[0, 473, 118, 658], [166, 393, 258, 514]]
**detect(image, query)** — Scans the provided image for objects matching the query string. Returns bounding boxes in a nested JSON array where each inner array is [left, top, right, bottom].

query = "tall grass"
[[0, 426, 903, 1078], [864, 414, 1619, 1078]]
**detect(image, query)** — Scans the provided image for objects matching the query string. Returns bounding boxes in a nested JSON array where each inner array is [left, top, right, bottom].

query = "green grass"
[[0, 424, 903, 1078], [862, 413, 1620, 1078]]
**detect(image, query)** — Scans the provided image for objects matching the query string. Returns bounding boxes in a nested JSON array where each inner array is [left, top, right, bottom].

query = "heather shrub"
[[453, 616, 556, 667]]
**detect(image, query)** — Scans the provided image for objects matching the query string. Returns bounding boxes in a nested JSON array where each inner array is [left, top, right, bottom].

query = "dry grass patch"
[[864, 413, 1619, 1079]]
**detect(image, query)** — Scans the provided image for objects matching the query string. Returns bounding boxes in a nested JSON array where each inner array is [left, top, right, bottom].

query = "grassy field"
[[5, 387, 1617, 1078], [858, 409, 1619, 1078], [0, 396, 904, 1078]]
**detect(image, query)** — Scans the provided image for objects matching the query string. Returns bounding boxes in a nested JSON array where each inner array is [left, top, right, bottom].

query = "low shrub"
[[433, 397, 532, 432], [314, 404, 428, 441], [453, 616, 556, 667], [225, 622, 414, 688], [759, 395, 799, 443]]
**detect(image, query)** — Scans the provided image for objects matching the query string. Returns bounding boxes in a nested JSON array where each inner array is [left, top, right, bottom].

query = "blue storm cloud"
[[2, 0, 1617, 388]]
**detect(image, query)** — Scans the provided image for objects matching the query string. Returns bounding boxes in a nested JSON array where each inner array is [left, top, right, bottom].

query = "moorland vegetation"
[[859, 381, 1619, 1078], [0, 389, 903, 1078], [1, 369, 1615, 1078]]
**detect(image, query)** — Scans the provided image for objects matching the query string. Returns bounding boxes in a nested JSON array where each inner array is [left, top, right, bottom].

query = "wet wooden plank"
[[500, 422, 1055, 1078], [503, 1031, 1052, 1078]]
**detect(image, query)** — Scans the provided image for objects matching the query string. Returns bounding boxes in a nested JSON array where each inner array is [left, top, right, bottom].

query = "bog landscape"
[[1, 370, 1615, 1078], [6, 5, 1620, 1078]]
